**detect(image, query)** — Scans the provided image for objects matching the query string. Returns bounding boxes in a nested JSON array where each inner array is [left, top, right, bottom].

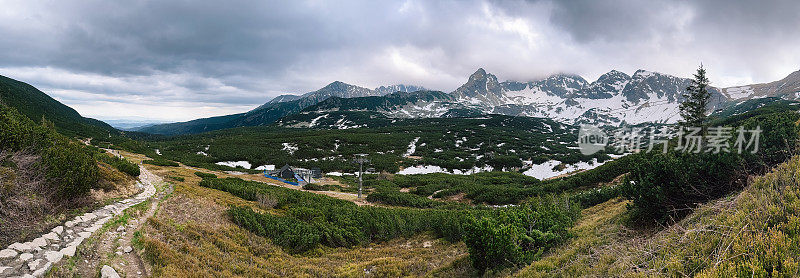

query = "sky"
[[1, 0, 799, 122]]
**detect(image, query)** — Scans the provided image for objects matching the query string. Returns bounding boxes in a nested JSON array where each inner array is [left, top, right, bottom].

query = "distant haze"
[[0, 0, 798, 122]]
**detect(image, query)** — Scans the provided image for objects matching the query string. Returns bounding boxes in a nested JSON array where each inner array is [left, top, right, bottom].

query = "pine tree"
[[679, 64, 711, 129]]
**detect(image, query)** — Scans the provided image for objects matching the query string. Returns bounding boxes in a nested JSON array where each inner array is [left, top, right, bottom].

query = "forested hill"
[[0, 75, 118, 138]]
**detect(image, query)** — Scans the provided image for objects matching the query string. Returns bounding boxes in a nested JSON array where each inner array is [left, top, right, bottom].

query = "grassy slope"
[[516, 155, 800, 277], [137, 163, 468, 277]]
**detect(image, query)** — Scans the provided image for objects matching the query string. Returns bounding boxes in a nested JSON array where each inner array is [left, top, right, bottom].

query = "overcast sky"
[[1, 0, 798, 122]]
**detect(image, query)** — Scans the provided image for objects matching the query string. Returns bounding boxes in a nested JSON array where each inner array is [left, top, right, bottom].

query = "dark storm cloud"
[[0, 0, 798, 121]]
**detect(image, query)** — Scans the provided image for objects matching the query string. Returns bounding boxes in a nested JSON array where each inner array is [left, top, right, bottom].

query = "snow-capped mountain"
[[722, 70, 800, 101], [289, 68, 728, 128], [142, 67, 800, 135], [375, 84, 428, 95]]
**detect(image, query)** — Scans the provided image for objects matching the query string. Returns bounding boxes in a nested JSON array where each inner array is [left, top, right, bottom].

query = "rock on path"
[[0, 165, 157, 277]]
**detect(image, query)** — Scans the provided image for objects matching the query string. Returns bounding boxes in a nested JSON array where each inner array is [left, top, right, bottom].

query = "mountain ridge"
[[139, 67, 800, 135]]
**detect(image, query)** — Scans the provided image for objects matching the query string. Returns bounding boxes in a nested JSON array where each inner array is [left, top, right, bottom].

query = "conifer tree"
[[679, 64, 711, 129]]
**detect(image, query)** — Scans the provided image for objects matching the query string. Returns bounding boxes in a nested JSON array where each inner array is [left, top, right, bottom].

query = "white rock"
[[44, 250, 63, 263], [28, 258, 42, 270], [9, 242, 32, 252], [64, 220, 75, 228], [43, 232, 59, 242], [68, 237, 85, 247], [61, 245, 77, 257], [0, 266, 12, 276], [18, 252, 33, 261], [78, 232, 91, 238], [32, 261, 52, 276], [116, 226, 125, 232], [30, 237, 47, 248], [52, 226, 64, 235], [101, 265, 121, 278], [0, 248, 18, 258], [123, 246, 133, 253]]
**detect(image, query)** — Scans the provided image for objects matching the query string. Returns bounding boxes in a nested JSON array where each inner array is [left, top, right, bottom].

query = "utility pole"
[[354, 155, 369, 199]]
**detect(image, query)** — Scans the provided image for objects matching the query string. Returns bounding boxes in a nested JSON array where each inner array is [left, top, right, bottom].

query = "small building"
[[269, 164, 321, 183], [274, 164, 296, 180]]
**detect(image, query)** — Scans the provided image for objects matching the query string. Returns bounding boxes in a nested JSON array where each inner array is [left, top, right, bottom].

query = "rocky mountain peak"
[[597, 70, 630, 82], [451, 68, 504, 105], [470, 68, 488, 79]]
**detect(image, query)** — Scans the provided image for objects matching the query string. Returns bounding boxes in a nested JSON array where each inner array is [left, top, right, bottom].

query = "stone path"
[[0, 165, 156, 277]]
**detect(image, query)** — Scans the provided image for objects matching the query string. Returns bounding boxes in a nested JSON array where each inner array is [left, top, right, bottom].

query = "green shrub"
[[194, 171, 217, 179], [301, 183, 341, 191], [621, 151, 745, 223], [96, 154, 140, 177], [0, 105, 100, 199], [203, 177, 469, 252], [169, 176, 185, 182], [570, 185, 621, 208], [463, 196, 580, 271], [366, 190, 441, 208], [621, 112, 799, 224]]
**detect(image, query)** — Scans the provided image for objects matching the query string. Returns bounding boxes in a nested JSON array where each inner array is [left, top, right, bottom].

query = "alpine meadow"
[[1, 1, 800, 277]]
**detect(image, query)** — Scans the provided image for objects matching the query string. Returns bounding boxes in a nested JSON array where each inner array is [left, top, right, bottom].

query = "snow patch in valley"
[[255, 165, 275, 171], [283, 143, 298, 155], [309, 114, 328, 127], [522, 159, 608, 180], [404, 137, 420, 157], [397, 165, 494, 175], [216, 161, 252, 169]]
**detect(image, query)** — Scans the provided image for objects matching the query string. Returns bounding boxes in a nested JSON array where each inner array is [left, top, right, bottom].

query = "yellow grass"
[[516, 155, 800, 277], [134, 162, 468, 277]]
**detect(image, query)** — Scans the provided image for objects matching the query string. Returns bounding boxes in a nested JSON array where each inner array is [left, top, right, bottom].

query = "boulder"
[[0, 266, 12, 276], [44, 250, 63, 263], [18, 252, 33, 261], [61, 245, 77, 257], [8, 242, 32, 252], [101, 265, 121, 278], [0, 248, 18, 259], [30, 237, 47, 248], [43, 232, 59, 242], [28, 258, 42, 270], [32, 261, 52, 276]]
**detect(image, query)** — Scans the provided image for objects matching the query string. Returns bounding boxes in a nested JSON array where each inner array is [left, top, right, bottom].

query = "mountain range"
[[141, 67, 800, 135]]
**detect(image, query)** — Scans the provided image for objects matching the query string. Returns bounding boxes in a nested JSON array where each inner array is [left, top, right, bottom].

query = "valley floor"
[[27, 151, 800, 277], [127, 153, 469, 277]]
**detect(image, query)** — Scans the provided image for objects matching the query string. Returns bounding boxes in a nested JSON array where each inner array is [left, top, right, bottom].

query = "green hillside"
[[0, 75, 118, 139]]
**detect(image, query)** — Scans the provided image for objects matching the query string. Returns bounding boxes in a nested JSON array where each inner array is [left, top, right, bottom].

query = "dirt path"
[[90, 166, 167, 277], [34, 164, 168, 278], [0, 163, 159, 277]]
